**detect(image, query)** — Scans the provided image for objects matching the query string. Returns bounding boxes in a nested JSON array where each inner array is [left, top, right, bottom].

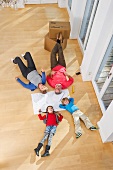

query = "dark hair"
[[61, 97, 70, 105], [42, 90, 47, 94], [46, 106, 54, 113], [55, 88, 62, 95], [55, 91, 62, 95], [38, 83, 48, 94]]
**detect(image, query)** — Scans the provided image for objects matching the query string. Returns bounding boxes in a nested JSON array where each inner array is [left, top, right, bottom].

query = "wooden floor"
[[0, 4, 113, 170]]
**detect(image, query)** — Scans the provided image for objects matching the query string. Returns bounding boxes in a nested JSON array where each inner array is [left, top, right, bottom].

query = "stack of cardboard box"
[[44, 21, 70, 52]]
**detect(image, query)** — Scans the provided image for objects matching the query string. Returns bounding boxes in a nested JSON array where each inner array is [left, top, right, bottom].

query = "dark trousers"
[[13, 52, 36, 78], [51, 43, 66, 69]]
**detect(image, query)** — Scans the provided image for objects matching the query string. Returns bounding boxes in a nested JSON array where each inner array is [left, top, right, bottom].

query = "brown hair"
[[61, 97, 69, 105], [46, 106, 54, 113], [55, 90, 62, 95], [41, 90, 47, 94]]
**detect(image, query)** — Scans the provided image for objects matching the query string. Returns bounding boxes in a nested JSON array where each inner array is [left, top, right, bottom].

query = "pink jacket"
[[47, 65, 74, 89]]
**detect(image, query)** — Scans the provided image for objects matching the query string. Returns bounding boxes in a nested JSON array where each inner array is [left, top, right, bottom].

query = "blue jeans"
[[45, 125, 57, 135], [40, 126, 57, 146]]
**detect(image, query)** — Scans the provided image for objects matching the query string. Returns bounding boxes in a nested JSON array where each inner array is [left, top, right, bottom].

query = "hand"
[[56, 112, 61, 116], [48, 71, 55, 78], [15, 77, 18, 80], [39, 109, 42, 113], [41, 68, 45, 72], [51, 71, 56, 75], [64, 72, 68, 76], [66, 75, 69, 81]]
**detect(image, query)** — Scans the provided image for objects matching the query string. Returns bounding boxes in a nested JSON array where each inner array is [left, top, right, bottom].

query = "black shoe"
[[34, 143, 43, 156], [34, 148, 39, 156], [41, 151, 50, 157], [41, 145, 50, 157], [90, 126, 98, 131]]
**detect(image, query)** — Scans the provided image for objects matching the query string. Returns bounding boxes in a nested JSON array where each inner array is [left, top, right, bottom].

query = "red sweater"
[[46, 65, 74, 89], [38, 113, 63, 126]]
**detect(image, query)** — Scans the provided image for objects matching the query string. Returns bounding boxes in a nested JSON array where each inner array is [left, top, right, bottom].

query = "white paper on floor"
[[31, 89, 70, 114]]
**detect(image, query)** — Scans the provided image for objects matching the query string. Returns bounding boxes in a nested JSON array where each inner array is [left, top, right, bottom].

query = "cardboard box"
[[49, 21, 70, 39], [44, 33, 67, 52]]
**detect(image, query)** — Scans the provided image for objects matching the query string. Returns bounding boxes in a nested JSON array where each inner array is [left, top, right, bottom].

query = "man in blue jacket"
[[11, 52, 48, 93]]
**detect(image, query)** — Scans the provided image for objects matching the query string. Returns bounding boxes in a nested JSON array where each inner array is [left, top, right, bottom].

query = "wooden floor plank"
[[0, 4, 113, 170]]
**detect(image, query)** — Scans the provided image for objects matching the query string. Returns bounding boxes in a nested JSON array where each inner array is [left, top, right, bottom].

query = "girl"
[[34, 106, 63, 157]]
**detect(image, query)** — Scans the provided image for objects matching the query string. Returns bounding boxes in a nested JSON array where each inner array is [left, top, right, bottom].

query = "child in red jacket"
[[34, 106, 63, 157]]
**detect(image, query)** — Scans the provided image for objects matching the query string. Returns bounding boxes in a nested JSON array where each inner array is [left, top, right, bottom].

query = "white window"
[[68, 0, 72, 10], [95, 36, 113, 110], [79, 0, 99, 50]]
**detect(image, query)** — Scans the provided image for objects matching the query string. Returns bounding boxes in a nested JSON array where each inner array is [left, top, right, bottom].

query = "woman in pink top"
[[47, 33, 74, 94]]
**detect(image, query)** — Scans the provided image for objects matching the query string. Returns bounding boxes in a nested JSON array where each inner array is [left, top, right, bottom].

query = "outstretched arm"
[[69, 98, 74, 104], [16, 77, 36, 91], [16, 78, 35, 90], [59, 104, 66, 109], [38, 114, 46, 120], [38, 109, 46, 120], [64, 72, 72, 81], [57, 112, 63, 122], [41, 69, 46, 84], [48, 71, 56, 78]]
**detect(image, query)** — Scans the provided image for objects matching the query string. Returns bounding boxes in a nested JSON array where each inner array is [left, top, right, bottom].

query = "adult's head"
[[38, 83, 48, 94], [46, 106, 54, 113], [55, 84, 62, 95]]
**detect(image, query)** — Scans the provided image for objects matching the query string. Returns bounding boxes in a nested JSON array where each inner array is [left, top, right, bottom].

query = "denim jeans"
[[40, 126, 57, 146], [44, 125, 57, 135]]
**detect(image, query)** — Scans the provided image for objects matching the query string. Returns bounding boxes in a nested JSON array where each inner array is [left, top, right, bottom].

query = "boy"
[[59, 97, 98, 138], [34, 106, 63, 157]]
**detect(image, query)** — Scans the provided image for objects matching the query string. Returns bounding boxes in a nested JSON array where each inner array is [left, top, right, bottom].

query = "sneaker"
[[11, 58, 14, 62], [90, 126, 98, 131], [76, 132, 82, 139], [76, 72, 81, 75]]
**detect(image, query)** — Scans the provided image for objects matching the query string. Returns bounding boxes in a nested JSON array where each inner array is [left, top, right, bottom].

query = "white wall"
[[78, 0, 113, 143], [58, 0, 66, 8], [17, 0, 25, 8], [98, 101, 113, 143], [80, 0, 113, 81], [25, 0, 57, 5]]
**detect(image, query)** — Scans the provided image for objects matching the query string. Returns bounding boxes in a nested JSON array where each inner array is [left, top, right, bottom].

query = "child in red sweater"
[[34, 106, 63, 157]]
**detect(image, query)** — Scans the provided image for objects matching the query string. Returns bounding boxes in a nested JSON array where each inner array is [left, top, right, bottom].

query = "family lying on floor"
[[11, 32, 98, 157]]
